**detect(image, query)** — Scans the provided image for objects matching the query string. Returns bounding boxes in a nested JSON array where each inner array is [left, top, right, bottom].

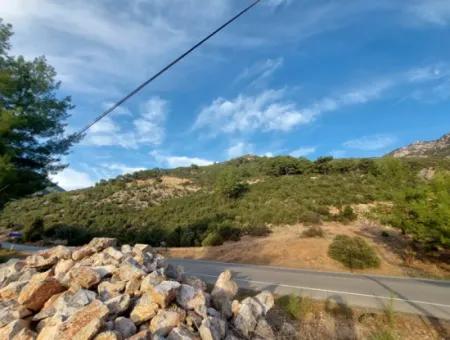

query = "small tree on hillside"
[[215, 168, 248, 199]]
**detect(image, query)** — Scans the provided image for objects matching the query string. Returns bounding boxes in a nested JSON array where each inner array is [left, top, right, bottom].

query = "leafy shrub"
[[276, 294, 313, 320], [201, 232, 224, 247], [243, 225, 271, 237], [215, 169, 248, 199], [43, 224, 93, 246], [328, 235, 380, 269], [301, 211, 322, 225], [336, 206, 357, 224], [369, 329, 397, 340], [23, 217, 44, 242], [302, 226, 325, 238]]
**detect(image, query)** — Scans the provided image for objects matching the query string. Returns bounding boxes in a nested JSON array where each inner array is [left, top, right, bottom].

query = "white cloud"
[[343, 134, 396, 151], [236, 57, 284, 87], [50, 168, 96, 191], [100, 163, 146, 175], [290, 147, 316, 157], [265, 0, 293, 8], [150, 151, 214, 168], [83, 96, 168, 149], [195, 89, 311, 134], [227, 142, 254, 158]]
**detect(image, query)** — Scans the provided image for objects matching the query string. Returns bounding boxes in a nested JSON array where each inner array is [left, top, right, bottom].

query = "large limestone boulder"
[[199, 316, 226, 340], [18, 271, 66, 311], [0, 319, 30, 339], [57, 300, 109, 340], [69, 266, 102, 289], [168, 326, 201, 340], [114, 316, 137, 338], [130, 292, 159, 324], [105, 293, 131, 315], [211, 270, 238, 318], [150, 309, 183, 336], [149, 280, 181, 308], [98, 280, 126, 301]]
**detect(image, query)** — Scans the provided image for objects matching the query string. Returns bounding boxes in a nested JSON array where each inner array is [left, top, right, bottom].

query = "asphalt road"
[[2, 242, 449, 320], [169, 258, 450, 320]]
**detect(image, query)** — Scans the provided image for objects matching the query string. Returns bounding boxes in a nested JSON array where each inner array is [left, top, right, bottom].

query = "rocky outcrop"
[[0, 238, 275, 339], [388, 132, 450, 158]]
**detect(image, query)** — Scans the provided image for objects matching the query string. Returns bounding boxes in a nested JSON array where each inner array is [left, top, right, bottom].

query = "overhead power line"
[[77, 0, 262, 137]]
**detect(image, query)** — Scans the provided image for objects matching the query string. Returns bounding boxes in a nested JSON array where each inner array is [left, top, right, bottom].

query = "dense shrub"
[[302, 226, 325, 238], [328, 235, 380, 269], [215, 169, 248, 199], [23, 217, 44, 242], [243, 225, 271, 237], [276, 294, 313, 320], [201, 232, 224, 247], [336, 206, 357, 224]]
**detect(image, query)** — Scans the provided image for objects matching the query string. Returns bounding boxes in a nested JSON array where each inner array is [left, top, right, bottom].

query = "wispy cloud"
[[343, 134, 396, 151], [235, 57, 284, 88], [150, 151, 214, 168], [290, 147, 316, 157], [83, 96, 168, 149], [407, 0, 450, 26]]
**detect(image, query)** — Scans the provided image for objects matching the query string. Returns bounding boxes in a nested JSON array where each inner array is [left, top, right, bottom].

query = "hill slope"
[[388, 132, 450, 158], [1, 155, 449, 249]]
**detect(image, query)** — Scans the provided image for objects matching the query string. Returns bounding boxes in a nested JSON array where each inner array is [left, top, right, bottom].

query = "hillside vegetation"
[[0, 155, 449, 250]]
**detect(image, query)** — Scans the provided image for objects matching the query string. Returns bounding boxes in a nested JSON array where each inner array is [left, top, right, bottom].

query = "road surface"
[[2, 242, 449, 320], [169, 258, 450, 320]]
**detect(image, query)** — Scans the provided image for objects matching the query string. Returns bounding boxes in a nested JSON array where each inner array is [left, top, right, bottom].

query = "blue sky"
[[2, 0, 450, 190]]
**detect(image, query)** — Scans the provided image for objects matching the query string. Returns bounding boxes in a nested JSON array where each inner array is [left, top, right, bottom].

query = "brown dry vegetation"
[[166, 220, 450, 279]]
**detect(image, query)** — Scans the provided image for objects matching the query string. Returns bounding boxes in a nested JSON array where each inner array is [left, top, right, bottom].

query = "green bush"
[[215, 169, 248, 199], [23, 217, 44, 242], [276, 294, 313, 320], [336, 206, 357, 224], [328, 235, 380, 269], [243, 225, 271, 237], [302, 226, 325, 238], [201, 232, 224, 247]]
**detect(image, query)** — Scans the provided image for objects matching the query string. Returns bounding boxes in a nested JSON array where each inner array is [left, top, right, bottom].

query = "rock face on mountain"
[[388, 133, 450, 158], [0, 238, 275, 339]]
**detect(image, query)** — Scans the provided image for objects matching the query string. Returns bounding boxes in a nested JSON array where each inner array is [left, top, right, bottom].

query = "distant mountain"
[[388, 133, 450, 158]]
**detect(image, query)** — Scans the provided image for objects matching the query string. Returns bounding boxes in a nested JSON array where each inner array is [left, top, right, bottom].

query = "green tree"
[[0, 19, 78, 206], [215, 168, 248, 199]]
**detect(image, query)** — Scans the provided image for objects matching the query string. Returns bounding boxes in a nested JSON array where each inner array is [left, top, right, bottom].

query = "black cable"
[[77, 0, 261, 136]]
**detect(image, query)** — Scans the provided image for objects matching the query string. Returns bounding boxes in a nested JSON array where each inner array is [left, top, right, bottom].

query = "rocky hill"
[[388, 132, 450, 158], [0, 238, 282, 339]]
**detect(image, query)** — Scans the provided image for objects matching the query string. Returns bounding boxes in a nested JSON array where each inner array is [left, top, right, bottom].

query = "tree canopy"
[[0, 19, 78, 206]]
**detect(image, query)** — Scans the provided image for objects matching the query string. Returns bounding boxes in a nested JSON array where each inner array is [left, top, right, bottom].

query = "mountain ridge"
[[387, 132, 450, 158]]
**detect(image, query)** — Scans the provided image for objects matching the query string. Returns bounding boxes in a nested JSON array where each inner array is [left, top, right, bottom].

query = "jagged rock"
[[98, 280, 126, 300], [13, 327, 37, 340], [198, 317, 226, 340], [233, 293, 274, 338], [36, 315, 64, 340], [54, 259, 75, 278], [183, 275, 207, 292], [57, 300, 109, 339], [18, 272, 66, 311], [167, 326, 200, 340], [42, 245, 72, 260], [164, 263, 184, 281], [211, 270, 237, 318], [125, 276, 142, 296], [231, 300, 240, 316], [253, 317, 275, 339], [88, 238, 118, 252], [72, 246, 96, 262], [0, 259, 25, 287], [140, 270, 165, 292], [150, 310, 183, 336], [114, 316, 136, 338], [121, 244, 132, 254], [254, 291, 274, 315], [105, 294, 131, 315], [130, 292, 159, 324], [25, 254, 58, 270], [186, 311, 203, 330], [0, 280, 28, 300], [118, 257, 146, 281], [94, 330, 122, 340], [33, 289, 97, 322], [69, 266, 102, 289], [149, 280, 181, 308], [0, 302, 32, 327], [279, 322, 298, 339], [128, 330, 152, 340], [0, 319, 30, 339], [103, 247, 124, 261], [177, 284, 208, 317]]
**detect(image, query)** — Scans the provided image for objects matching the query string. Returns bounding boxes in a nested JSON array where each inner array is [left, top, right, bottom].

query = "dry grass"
[[166, 221, 450, 279]]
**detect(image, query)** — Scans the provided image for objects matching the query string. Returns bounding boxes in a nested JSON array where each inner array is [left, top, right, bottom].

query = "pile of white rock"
[[0, 238, 275, 339]]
